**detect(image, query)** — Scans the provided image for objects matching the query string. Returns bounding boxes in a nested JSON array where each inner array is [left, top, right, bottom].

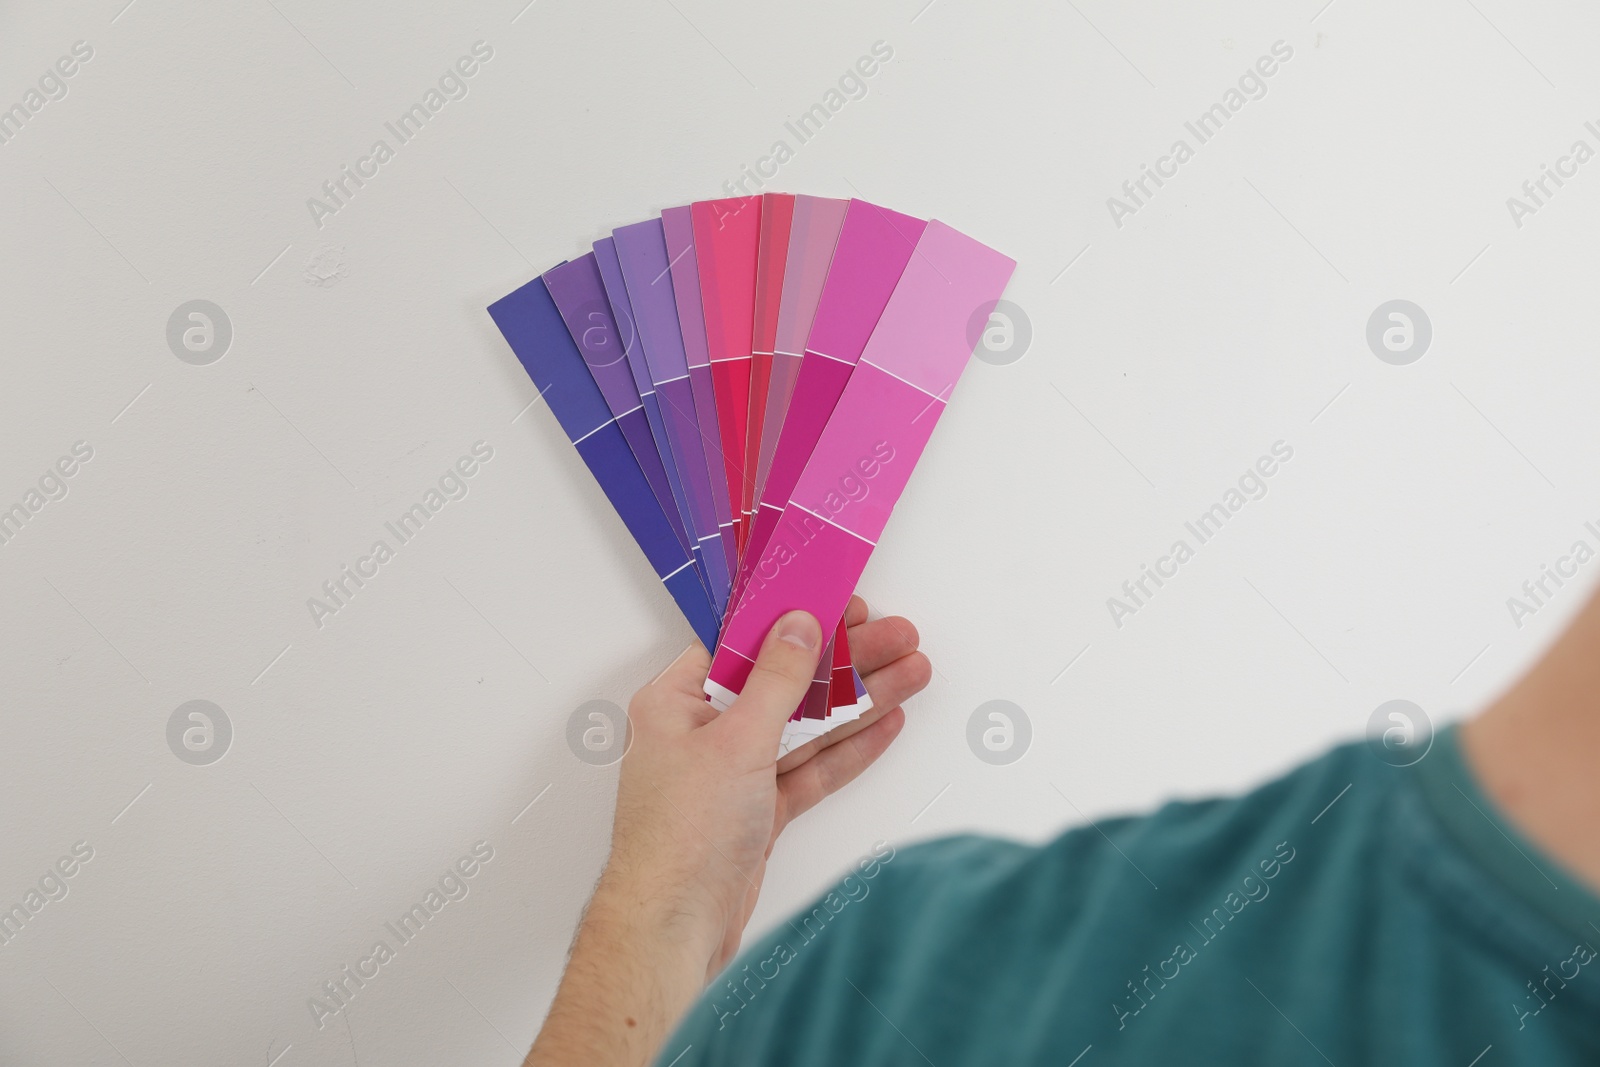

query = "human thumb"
[[715, 611, 823, 752]]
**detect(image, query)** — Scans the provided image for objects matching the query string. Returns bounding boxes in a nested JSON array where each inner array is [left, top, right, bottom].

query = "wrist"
[[529, 873, 718, 1067]]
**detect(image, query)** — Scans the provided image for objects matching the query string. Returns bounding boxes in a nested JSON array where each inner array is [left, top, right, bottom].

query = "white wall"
[[3, 0, 1598, 1062]]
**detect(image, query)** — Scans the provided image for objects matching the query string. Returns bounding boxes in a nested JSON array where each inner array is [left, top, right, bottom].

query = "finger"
[[844, 594, 869, 628], [861, 649, 932, 717], [776, 650, 930, 773], [714, 611, 824, 752], [777, 707, 905, 825], [650, 642, 713, 699], [845, 615, 920, 676]]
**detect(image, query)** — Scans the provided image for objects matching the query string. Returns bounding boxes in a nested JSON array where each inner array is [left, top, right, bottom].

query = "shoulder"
[[659, 742, 1393, 1065], [879, 740, 1383, 914]]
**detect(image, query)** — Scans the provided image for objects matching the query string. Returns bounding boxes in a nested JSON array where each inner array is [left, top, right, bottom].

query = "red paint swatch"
[[691, 197, 761, 552]]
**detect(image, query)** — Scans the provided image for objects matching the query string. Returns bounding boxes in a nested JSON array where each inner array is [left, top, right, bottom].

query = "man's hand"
[[613, 596, 930, 976], [527, 597, 930, 1067]]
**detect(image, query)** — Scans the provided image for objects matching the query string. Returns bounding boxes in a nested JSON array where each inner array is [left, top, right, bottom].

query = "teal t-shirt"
[[659, 727, 1600, 1065]]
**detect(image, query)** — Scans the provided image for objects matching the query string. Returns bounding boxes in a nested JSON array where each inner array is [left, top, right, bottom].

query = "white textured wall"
[[3, 0, 1597, 1062]]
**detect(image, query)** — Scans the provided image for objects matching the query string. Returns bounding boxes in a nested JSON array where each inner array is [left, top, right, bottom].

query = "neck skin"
[[1461, 588, 1600, 893]]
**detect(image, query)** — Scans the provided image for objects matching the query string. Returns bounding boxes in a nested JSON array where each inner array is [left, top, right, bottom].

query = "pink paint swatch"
[[754, 195, 848, 528], [746, 193, 795, 556], [734, 200, 927, 613], [706, 221, 1017, 707]]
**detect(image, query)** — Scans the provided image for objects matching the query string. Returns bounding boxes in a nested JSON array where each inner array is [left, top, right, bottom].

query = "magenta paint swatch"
[[733, 199, 927, 614]]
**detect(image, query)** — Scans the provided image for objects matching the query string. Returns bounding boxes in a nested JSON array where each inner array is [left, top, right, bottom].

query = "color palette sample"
[[488, 195, 1014, 750]]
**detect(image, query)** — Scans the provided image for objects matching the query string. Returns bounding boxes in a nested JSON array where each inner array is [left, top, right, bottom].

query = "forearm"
[[526, 878, 714, 1067]]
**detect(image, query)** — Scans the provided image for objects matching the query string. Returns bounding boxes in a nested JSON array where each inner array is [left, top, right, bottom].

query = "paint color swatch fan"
[[489, 194, 1015, 751]]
